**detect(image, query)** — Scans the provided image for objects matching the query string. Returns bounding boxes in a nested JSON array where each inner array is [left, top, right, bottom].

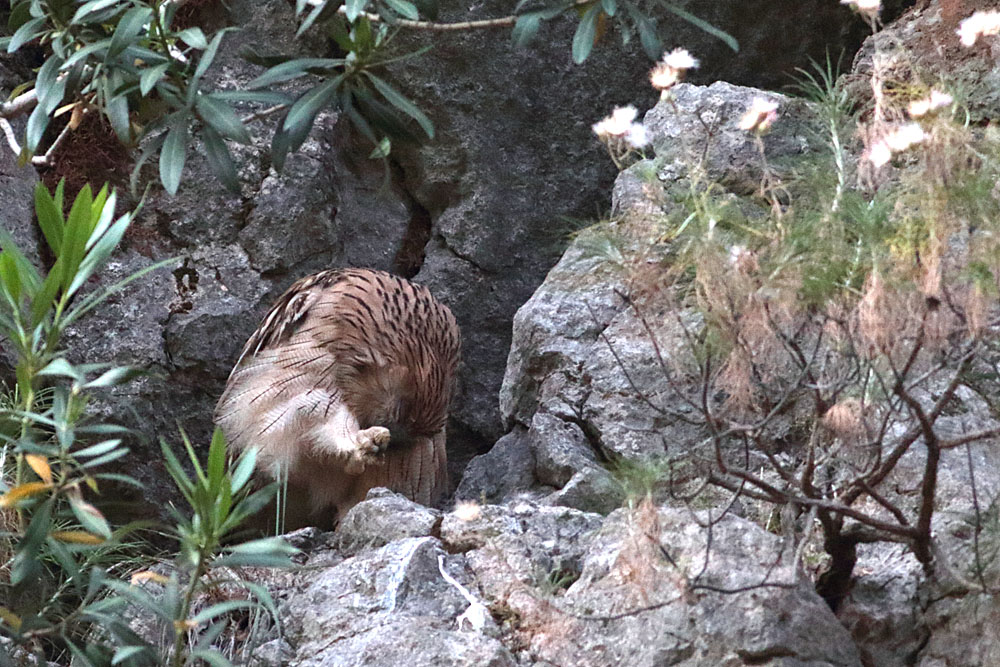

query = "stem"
[[171, 550, 209, 666]]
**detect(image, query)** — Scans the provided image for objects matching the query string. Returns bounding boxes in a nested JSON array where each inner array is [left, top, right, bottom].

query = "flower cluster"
[[957, 10, 1000, 47], [738, 97, 780, 133], [868, 123, 925, 168], [907, 90, 953, 118], [840, 0, 880, 21], [649, 48, 699, 98], [592, 105, 648, 149]]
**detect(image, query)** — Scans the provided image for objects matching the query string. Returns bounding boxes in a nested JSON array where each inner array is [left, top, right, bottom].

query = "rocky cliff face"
[[1, 0, 890, 506]]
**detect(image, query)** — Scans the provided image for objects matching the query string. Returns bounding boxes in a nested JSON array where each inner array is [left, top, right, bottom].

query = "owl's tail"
[[355, 430, 448, 507]]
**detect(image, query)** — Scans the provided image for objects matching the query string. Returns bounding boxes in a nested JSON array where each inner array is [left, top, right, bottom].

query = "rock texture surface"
[[0, 0, 892, 509], [250, 492, 861, 666]]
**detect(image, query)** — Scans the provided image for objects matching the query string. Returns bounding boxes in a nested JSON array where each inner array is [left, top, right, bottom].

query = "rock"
[[515, 506, 863, 667], [0, 131, 40, 381], [440, 501, 604, 603], [337, 488, 442, 555], [454, 428, 537, 504], [280, 536, 515, 666]]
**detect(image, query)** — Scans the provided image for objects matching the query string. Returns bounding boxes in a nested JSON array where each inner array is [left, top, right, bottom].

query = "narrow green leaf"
[[73, 439, 123, 458], [139, 62, 171, 96], [24, 102, 49, 153], [189, 650, 233, 667], [382, 0, 419, 20], [512, 14, 541, 48], [62, 38, 112, 70], [247, 58, 344, 89], [108, 7, 152, 58], [191, 600, 255, 625], [658, 1, 738, 52], [34, 183, 64, 255], [345, 0, 368, 22], [195, 94, 251, 143], [112, 647, 150, 665], [194, 29, 232, 81], [160, 119, 189, 196], [176, 27, 208, 49], [35, 56, 65, 115], [571, 3, 601, 64], [68, 493, 112, 539], [282, 77, 340, 136], [600, 0, 616, 17], [201, 126, 239, 192], [365, 73, 433, 138], [230, 445, 257, 494], [626, 4, 660, 60], [7, 16, 45, 53], [71, 0, 120, 23], [38, 357, 83, 381]]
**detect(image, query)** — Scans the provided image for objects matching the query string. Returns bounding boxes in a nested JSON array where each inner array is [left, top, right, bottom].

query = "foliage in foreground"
[[0, 182, 295, 666]]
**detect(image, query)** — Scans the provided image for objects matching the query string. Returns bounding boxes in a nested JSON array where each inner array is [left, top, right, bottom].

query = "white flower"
[[650, 48, 698, 93], [841, 0, 880, 19], [907, 90, 953, 117], [868, 141, 892, 168], [738, 97, 780, 133], [957, 10, 1000, 47], [593, 105, 639, 138], [884, 122, 925, 151], [663, 48, 699, 71], [625, 123, 648, 149]]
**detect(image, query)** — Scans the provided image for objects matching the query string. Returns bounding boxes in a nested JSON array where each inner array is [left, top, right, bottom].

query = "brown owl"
[[215, 268, 460, 528]]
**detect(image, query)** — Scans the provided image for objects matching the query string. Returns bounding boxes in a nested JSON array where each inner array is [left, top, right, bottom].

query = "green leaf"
[[194, 29, 232, 81], [69, 493, 112, 539], [62, 38, 112, 69], [230, 445, 257, 494], [345, 0, 368, 22], [572, 3, 601, 64], [365, 73, 433, 139], [281, 77, 340, 137], [71, 0, 120, 23], [195, 94, 251, 144], [35, 56, 66, 115], [368, 135, 391, 158], [600, 0, 616, 17], [202, 126, 239, 193], [112, 647, 150, 665], [73, 439, 124, 458], [34, 183, 64, 256], [69, 212, 132, 297], [177, 27, 208, 49], [657, 1, 738, 52], [512, 14, 541, 48], [625, 4, 660, 60], [188, 650, 233, 667], [12, 499, 51, 586], [38, 357, 83, 381], [24, 103, 49, 153], [106, 90, 131, 143], [247, 58, 344, 89], [382, 0, 419, 20], [84, 366, 139, 388], [191, 599, 255, 625], [7, 16, 45, 53], [140, 63, 171, 96], [160, 118, 189, 196], [108, 6, 152, 58]]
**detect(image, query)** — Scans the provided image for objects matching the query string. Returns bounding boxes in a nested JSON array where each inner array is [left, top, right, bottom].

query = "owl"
[[214, 268, 460, 528]]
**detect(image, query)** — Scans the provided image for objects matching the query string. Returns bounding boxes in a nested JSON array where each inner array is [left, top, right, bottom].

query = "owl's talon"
[[344, 426, 391, 474]]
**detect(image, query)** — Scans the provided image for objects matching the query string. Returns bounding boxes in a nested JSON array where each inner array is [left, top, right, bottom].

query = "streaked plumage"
[[215, 268, 460, 528]]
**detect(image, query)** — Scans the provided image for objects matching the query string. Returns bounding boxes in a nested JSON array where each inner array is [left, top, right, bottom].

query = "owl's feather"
[[215, 268, 460, 526]]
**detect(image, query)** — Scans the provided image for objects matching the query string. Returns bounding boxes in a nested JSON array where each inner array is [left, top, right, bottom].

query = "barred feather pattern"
[[214, 268, 460, 526]]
